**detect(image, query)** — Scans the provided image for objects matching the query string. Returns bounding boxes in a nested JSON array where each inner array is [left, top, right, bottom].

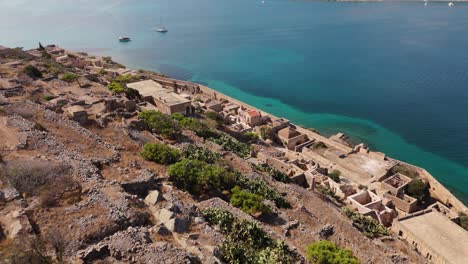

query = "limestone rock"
[[145, 190, 162, 205], [165, 217, 189, 233], [154, 208, 175, 223]]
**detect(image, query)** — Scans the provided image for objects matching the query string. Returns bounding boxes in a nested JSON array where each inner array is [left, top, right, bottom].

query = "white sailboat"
[[155, 17, 168, 33], [448, 2, 454, 6]]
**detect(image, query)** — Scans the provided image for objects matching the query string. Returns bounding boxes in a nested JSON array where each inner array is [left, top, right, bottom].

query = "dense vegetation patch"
[[207, 134, 252, 158], [43, 95, 56, 101], [230, 186, 271, 215], [202, 208, 297, 264], [406, 179, 430, 203], [244, 131, 259, 142], [107, 74, 139, 94], [140, 143, 181, 165], [167, 157, 288, 208], [205, 111, 224, 126], [389, 164, 419, 179], [139, 110, 208, 139], [306, 240, 360, 264], [138, 110, 182, 139], [181, 145, 220, 164], [312, 141, 328, 149], [459, 212, 468, 231], [168, 159, 236, 195], [60, 72, 81, 87], [342, 208, 389, 238], [236, 175, 289, 208], [328, 170, 341, 183], [252, 163, 291, 183], [259, 125, 272, 140]]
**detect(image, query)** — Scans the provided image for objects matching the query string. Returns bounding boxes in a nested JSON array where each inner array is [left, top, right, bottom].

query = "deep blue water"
[[1, 0, 467, 204]]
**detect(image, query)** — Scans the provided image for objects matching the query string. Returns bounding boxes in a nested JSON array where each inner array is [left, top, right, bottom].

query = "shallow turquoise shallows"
[[1, 0, 467, 205]]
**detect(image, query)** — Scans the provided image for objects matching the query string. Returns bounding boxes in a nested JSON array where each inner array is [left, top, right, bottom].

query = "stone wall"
[[383, 192, 417, 213]]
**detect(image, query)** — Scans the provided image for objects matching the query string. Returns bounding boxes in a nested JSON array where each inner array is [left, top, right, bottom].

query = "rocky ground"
[[0, 45, 428, 263]]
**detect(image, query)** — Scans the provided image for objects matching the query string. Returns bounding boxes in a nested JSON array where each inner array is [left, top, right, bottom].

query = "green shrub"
[[244, 131, 259, 141], [107, 81, 126, 94], [97, 68, 107, 75], [106, 74, 139, 94], [114, 74, 138, 84], [259, 126, 272, 140], [138, 110, 181, 139], [43, 95, 56, 101], [170, 113, 207, 132], [406, 179, 429, 202], [140, 143, 180, 165], [205, 111, 224, 126], [203, 208, 235, 233], [195, 128, 221, 139], [182, 145, 220, 164], [209, 134, 252, 158], [168, 159, 236, 195], [60, 72, 81, 87], [23, 65, 42, 78], [237, 175, 289, 208], [252, 164, 291, 183], [312, 141, 328, 149], [306, 240, 359, 264], [459, 213, 468, 231], [328, 170, 341, 183], [203, 209, 296, 264], [343, 207, 389, 238], [230, 186, 271, 215], [389, 164, 419, 179]]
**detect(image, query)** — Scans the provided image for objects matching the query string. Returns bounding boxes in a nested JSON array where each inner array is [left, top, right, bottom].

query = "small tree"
[[259, 125, 272, 140], [138, 110, 181, 139], [140, 143, 180, 165], [328, 170, 341, 183], [306, 240, 360, 264], [38, 42, 45, 50], [23, 65, 42, 78], [459, 212, 468, 231], [107, 81, 126, 94], [406, 179, 429, 202], [61, 72, 81, 87], [230, 186, 270, 215], [205, 111, 224, 126], [244, 131, 259, 142], [168, 159, 235, 195]]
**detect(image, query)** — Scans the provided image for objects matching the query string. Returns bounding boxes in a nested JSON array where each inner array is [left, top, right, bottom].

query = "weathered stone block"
[[144, 190, 162, 205], [164, 217, 189, 233], [154, 208, 174, 223]]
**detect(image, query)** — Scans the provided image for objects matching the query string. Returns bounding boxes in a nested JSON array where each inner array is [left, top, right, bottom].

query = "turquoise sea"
[[1, 0, 467, 205]]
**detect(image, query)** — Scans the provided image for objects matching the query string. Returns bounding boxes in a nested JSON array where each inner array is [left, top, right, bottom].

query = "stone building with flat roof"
[[392, 210, 468, 264], [127, 80, 192, 115]]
